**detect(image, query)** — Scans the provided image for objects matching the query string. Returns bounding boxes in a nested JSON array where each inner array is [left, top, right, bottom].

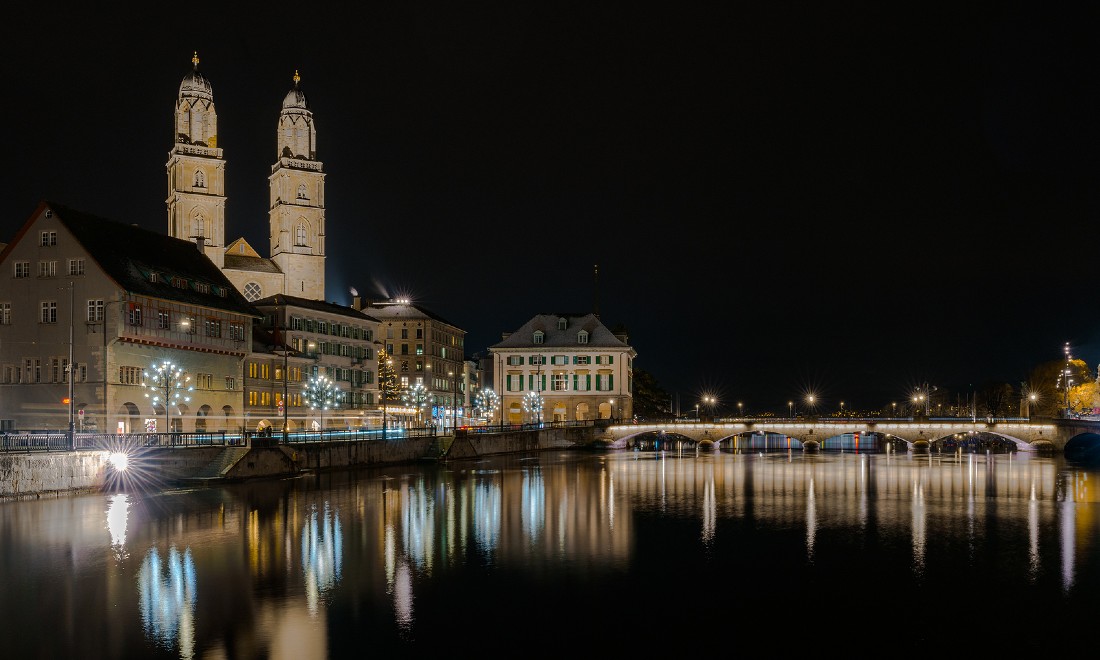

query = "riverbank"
[[0, 425, 601, 500]]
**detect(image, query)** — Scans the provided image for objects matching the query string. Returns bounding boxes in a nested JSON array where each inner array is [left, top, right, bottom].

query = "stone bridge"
[[599, 417, 1100, 453]]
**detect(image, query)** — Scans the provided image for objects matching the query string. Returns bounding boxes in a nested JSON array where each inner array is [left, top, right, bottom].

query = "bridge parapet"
[[607, 417, 1099, 452]]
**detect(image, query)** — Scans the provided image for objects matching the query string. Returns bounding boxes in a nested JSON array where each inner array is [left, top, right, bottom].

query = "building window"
[[416, 328, 423, 339], [194, 170, 205, 188], [40, 231, 57, 246], [38, 261, 58, 278], [195, 282, 209, 294], [40, 301, 57, 323], [596, 355, 614, 365], [157, 309, 171, 329], [243, 282, 262, 301], [551, 355, 568, 365], [128, 304, 142, 326], [507, 356, 523, 366], [577, 331, 589, 344], [415, 344, 424, 356], [297, 183, 308, 199], [119, 366, 142, 385], [87, 299, 105, 322], [558, 317, 567, 330], [533, 331, 544, 344], [596, 374, 612, 391], [205, 319, 221, 337], [228, 322, 245, 341], [552, 374, 568, 391], [574, 355, 590, 365], [68, 259, 85, 276], [14, 261, 30, 278], [225, 376, 237, 390], [0, 302, 9, 325], [529, 355, 546, 365], [296, 223, 307, 245]]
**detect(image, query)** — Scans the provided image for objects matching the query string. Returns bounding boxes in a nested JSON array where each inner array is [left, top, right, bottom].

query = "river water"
[[1, 447, 1098, 657]]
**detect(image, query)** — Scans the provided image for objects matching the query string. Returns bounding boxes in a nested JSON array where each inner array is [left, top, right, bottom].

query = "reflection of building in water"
[[302, 502, 343, 615]]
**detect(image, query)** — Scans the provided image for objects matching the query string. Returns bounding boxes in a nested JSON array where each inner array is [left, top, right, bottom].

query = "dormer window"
[[577, 330, 589, 344], [557, 317, 567, 330], [533, 330, 544, 344], [149, 272, 159, 284]]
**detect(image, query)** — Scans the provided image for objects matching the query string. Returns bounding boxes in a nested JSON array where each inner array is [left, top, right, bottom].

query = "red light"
[[61, 397, 71, 405]]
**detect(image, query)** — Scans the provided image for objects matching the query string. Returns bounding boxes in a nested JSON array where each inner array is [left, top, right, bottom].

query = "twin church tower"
[[166, 52, 326, 302]]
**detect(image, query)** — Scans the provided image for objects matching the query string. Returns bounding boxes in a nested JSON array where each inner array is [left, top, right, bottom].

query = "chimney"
[[353, 295, 361, 310]]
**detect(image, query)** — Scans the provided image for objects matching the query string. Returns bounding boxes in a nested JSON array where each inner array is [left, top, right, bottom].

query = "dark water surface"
[[2, 448, 1099, 657]]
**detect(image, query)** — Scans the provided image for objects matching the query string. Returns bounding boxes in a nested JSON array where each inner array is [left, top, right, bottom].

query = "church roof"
[[490, 313, 633, 351], [223, 252, 282, 273], [39, 201, 260, 318], [282, 70, 310, 111], [179, 52, 213, 102]]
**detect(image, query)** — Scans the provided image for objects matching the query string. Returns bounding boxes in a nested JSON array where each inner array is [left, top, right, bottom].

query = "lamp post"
[[66, 281, 75, 449], [276, 295, 289, 443], [738, 401, 743, 418], [448, 370, 458, 431], [695, 403, 699, 422], [788, 400, 793, 419], [892, 402, 897, 418], [1028, 392, 1037, 420], [806, 394, 816, 417], [1062, 342, 1072, 416]]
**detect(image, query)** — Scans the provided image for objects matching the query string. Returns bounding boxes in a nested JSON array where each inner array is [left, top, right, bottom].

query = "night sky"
[[5, 3, 1098, 414]]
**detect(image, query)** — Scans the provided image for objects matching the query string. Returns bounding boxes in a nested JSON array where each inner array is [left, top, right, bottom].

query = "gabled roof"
[[254, 294, 380, 322], [490, 313, 633, 351], [224, 237, 282, 273], [23, 201, 260, 318]]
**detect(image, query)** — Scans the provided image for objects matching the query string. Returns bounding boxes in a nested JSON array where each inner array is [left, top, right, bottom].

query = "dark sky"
[[6, 2, 1099, 414]]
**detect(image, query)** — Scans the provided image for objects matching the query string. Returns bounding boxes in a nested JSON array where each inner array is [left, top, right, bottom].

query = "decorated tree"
[[522, 390, 544, 424], [143, 360, 193, 433], [305, 373, 340, 430], [474, 387, 500, 421], [402, 382, 433, 426]]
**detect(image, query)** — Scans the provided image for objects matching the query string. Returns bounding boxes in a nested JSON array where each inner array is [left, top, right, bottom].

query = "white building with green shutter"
[[489, 313, 635, 424]]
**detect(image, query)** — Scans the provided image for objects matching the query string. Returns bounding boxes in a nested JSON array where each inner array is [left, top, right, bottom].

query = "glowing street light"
[[788, 401, 793, 418], [305, 373, 340, 431], [143, 360, 193, 434]]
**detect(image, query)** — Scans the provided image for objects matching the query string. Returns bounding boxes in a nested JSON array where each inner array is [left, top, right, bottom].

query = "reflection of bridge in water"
[[602, 417, 1100, 454]]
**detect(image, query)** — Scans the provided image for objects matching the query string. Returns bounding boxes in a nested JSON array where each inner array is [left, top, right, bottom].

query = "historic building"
[[489, 313, 635, 423], [167, 53, 326, 302], [245, 295, 381, 432], [0, 202, 260, 433], [355, 298, 466, 429]]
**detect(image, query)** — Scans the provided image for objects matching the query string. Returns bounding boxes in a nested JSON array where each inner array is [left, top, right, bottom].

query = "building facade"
[[489, 313, 636, 424], [167, 53, 327, 302], [356, 298, 466, 429], [246, 295, 381, 431], [0, 202, 260, 433]]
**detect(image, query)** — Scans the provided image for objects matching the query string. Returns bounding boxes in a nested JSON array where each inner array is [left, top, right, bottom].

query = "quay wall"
[[0, 427, 601, 500]]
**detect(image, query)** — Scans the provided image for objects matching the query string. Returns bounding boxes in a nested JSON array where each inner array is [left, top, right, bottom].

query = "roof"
[[224, 252, 282, 273], [490, 313, 634, 351], [42, 201, 260, 318], [362, 300, 459, 329], [254, 294, 380, 322]]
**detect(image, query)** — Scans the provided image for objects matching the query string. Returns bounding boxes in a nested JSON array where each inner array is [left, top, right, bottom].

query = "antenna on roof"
[[593, 264, 600, 319]]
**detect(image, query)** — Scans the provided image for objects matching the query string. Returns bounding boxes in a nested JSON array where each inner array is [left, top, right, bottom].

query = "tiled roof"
[[254, 294, 380, 322], [47, 202, 261, 318], [224, 253, 282, 273], [490, 313, 632, 350]]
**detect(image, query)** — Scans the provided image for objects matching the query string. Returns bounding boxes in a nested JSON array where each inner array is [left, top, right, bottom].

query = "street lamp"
[[1028, 392, 1037, 420], [806, 394, 816, 416], [892, 402, 897, 417], [448, 370, 458, 431], [610, 398, 615, 422], [788, 401, 793, 418], [738, 401, 743, 418], [695, 403, 699, 422]]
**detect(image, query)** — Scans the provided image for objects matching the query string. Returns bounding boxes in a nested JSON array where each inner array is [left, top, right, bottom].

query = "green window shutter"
[[609, 356, 614, 364], [572, 355, 577, 364], [573, 374, 578, 389], [586, 374, 591, 390], [609, 375, 614, 389], [542, 374, 547, 391]]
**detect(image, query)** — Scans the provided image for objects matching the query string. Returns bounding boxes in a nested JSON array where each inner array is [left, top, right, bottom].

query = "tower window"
[[296, 223, 308, 246], [194, 170, 205, 188], [297, 184, 308, 200]]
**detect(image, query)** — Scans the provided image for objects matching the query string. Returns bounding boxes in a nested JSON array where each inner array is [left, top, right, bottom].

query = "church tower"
[[166, 52, 227, 268], [269, 70, 326, 300]]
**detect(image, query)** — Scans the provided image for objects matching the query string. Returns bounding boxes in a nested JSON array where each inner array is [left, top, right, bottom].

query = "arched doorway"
[[576, 402, 590, 421], [196, 405, 212, 431], [508, 403, 522, 424]]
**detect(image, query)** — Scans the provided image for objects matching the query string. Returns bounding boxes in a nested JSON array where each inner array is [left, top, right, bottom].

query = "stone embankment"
[[1, 425, 601, 500]]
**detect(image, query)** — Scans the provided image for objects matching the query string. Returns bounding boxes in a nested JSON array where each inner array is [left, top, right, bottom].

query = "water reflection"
[[1, 450, 1099, 655]]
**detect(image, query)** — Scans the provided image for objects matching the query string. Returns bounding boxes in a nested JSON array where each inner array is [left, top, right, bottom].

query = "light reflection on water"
[[1, 449, 1098, 656]]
